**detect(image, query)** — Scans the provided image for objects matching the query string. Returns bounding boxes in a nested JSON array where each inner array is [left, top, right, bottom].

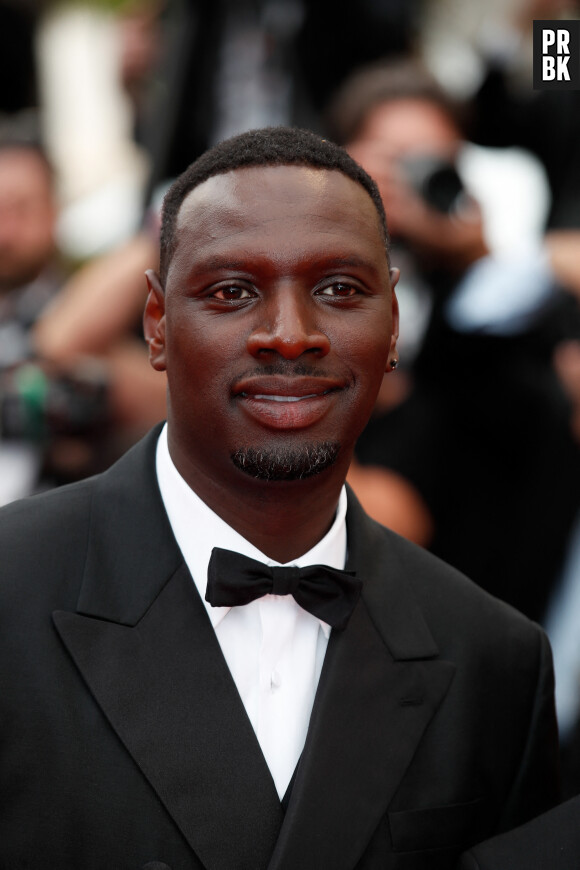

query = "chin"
[[230, 440, 341, 481]]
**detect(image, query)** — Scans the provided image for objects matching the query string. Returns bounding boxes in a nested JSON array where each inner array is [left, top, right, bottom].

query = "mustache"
[[232, 362, 333, 381]]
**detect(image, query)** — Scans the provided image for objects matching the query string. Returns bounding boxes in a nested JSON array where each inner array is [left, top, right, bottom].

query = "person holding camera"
[[332, 59, 580, 627]]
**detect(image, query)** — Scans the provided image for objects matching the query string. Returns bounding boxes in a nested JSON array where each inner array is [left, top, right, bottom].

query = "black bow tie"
[[205, 547, 362, 630]]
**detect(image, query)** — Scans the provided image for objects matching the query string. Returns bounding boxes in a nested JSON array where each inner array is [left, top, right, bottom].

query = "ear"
[[143, 269, 167, 372], [387, 267, 400, 371]]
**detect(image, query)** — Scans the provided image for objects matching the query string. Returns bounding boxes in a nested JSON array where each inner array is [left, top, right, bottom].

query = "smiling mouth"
[[233, 378, 345, 429], [244, 393, 326, 402]]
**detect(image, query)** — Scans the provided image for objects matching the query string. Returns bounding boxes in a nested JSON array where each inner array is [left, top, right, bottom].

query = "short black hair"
[[0, 109, 54, 181], [159, 126, 389, 283], [326, 58, 465, 146]]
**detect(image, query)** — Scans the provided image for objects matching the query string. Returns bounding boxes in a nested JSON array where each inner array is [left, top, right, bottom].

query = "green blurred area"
[[52, 0, 151, 12]]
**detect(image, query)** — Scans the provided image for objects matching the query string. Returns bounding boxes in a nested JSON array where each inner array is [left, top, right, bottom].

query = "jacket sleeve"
[[497, 627, 560, 831]]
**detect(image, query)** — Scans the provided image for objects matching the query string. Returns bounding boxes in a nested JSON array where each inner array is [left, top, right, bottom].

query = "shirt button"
[[271, 669, 282, 689]]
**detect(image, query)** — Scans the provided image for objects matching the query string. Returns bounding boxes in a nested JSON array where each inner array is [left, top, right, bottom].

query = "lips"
[[251, 393, 319, 402], [233, 376, 346, 429]]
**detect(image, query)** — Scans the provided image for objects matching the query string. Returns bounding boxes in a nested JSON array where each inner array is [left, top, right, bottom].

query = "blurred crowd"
[[2, 0, 580, 792]]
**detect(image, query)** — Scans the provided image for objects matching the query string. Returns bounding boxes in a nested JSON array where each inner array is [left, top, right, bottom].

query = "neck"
[[169, 445, 350, 564]]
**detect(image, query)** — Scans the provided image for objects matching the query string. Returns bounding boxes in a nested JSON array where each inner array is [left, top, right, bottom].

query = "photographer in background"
[[0, 127, 110, 504], [331, 59, 580, 624]]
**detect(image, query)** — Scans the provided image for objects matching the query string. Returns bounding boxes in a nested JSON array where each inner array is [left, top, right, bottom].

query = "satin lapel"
[[53, 429, 283, 870], [267, 490, 456, 870]]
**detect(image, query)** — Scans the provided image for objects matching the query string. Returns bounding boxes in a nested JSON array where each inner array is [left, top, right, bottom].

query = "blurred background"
[[1, 0, 580, 792]]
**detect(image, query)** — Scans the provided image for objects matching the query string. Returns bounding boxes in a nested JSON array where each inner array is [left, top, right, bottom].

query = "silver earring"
[[390, 358, 399, 370]]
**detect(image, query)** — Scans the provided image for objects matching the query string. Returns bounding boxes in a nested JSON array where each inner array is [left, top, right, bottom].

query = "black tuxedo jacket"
[[458, 795, 580, 869], [0, 428, 559, 870]]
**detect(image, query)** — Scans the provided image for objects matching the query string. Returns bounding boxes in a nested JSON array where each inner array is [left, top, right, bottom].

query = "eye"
[[316, 282, 359, 298], [211, 285, 255, 301]]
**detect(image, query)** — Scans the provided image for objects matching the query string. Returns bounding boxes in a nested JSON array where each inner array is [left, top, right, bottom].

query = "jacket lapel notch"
[[345, 485, 440, 661], [75, 426, 182, 626]]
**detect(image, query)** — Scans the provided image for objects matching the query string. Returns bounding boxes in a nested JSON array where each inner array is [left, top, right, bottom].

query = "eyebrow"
[[312, 255, 376, 270], [303, 255, 385, 280], [195, 257, 254, 273]]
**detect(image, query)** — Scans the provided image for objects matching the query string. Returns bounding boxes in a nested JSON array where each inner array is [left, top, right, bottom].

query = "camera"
[[0, 360, 109, 442], [399, 155, 465, 215]]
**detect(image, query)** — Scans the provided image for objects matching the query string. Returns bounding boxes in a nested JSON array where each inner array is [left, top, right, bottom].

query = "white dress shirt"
[[155, 425, 347, 799]]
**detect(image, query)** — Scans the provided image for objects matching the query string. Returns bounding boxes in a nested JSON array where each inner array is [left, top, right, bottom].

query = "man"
[[0, 127, 559, 869], [0, 139, 57, 296], [0, 134, 62, 503], [0, 132, 120, 498], [458, 794, 580, 869], [0, 127, 163, 497]]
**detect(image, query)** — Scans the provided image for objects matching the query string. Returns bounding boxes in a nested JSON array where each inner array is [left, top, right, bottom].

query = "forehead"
[[358, 98, 459, 158], [168, 165, 387, 282], [0, 149, 51, 192]]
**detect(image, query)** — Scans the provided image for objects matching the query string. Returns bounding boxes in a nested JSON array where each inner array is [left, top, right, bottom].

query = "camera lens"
[[399, 155, 464, 214]]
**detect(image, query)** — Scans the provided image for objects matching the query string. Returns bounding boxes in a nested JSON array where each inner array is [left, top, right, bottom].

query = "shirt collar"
[[155, 424, 347, 636]]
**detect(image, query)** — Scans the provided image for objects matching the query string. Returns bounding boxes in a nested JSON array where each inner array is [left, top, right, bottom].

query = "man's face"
[[144, 165, 398, 489], [0, 149, 56, 291]]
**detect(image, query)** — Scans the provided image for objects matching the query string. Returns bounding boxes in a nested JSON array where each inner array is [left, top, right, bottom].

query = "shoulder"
[[356, 506, 548, 667], [0, 426, 159, 562], [391, 525, 533, 624], [0, 476, 95, 550], [0, 477, 97, 610], [0, 426, 162, 640]]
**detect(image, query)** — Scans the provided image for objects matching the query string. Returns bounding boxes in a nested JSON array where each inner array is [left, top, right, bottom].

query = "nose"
[[246, 288, 331, 360]]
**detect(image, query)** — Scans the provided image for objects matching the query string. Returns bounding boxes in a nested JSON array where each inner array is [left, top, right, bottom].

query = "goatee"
[[231, 441, 340, 481]]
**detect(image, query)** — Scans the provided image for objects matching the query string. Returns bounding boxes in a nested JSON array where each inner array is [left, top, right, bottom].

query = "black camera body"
[[399, 154, 465, 214]]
